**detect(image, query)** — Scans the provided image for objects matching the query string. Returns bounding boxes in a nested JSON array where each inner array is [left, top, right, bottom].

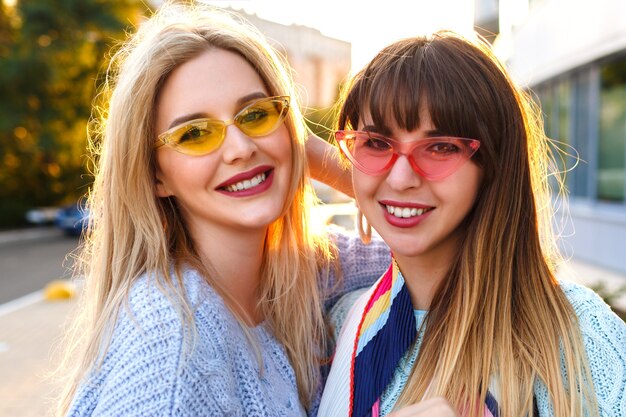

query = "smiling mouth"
[[221, 171, 269, 193], [384, 204, 434, 218]]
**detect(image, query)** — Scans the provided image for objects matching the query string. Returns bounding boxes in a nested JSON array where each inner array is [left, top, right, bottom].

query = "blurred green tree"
[[0, 0, 149, 228]]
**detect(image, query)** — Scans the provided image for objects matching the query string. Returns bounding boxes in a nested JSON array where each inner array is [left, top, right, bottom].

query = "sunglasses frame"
[[335, 130, 480, 180], [155, 95, 290, 156]]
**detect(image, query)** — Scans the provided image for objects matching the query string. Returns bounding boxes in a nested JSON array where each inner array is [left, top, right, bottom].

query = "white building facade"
[[476, 0, 626, 273], [241, 12, 351, 110]]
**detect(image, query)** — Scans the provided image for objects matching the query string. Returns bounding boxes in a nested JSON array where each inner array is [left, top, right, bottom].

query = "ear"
[[154, 169, 173, 198]]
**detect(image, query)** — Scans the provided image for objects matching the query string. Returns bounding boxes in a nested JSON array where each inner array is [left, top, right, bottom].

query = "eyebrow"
[[361, 124, 446, 137], [166, 91, 269, 129]]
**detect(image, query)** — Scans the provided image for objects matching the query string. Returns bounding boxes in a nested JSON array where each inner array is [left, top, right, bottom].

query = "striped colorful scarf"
[[318, 260, 502, 417], [350, 260, 417, 417]]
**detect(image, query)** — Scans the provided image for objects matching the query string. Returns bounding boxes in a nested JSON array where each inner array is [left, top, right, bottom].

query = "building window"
[[537, 80, 577, 195], [570, 70, 594, 199], [557, 80, 571, 146], [598, 57, 626, 203]]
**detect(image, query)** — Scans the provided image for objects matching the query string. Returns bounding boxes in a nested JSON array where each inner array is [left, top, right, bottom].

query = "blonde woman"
[[318, 33, 626, 417], [57, 3, 389, 416]]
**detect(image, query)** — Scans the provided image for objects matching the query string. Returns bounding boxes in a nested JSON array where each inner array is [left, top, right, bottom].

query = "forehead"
[[156, 48, 268, 130]]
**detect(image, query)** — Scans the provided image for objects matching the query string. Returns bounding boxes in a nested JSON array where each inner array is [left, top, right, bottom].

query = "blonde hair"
[[336, 32, 597, 417], [57, 2, 333, 414]]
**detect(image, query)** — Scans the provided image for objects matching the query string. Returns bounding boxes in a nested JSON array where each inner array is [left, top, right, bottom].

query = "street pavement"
[[0, 296, 76, 417], [0, 227, 624, 417], [0, 228, 78, 305]]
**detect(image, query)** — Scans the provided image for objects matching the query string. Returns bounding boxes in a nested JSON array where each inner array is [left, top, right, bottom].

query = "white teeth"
[[385, 204, 431, 218], [225, 172, 266, 192]]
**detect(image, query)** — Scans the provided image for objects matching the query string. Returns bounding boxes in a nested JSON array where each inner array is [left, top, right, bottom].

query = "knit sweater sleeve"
[[564, 281, 626, 417], [323, 227, 391, 311], [535, 281, 626, 417], [67, 274, 241, 416]]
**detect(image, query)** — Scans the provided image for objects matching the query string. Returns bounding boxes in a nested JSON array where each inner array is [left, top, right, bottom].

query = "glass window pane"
[[558, 80, 571, 144], [598, 58, 626, 202], [571, 72, 591, 198]]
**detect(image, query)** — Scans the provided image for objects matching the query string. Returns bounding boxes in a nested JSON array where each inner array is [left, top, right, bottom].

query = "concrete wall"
[[558, 202, 626, 274]]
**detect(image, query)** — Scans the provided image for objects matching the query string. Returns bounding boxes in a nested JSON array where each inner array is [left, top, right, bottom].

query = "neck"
[[189, 220, 267, 325], [393, 235, 461, 311], [395, 256, 447, 310]]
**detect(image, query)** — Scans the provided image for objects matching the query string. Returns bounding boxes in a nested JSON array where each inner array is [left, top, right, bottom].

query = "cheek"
[[280, 136, 293, 167], [269, 128, 294, 174], [155, 151, 218, 191], [155, 151, 175, 183], [444, 165, 482, 212], [465, 165, 483, 204], [278, 129, 293, 158], [352, 170, 379, 205]]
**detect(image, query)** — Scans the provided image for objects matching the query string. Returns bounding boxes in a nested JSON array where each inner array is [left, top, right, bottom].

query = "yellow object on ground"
[[43, 280, 75, 300]]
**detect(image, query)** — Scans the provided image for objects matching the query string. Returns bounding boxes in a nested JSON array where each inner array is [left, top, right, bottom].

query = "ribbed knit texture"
[[534, 281, 626, 417], [66, 230, 390, 417], [326, 280, 626, 417]]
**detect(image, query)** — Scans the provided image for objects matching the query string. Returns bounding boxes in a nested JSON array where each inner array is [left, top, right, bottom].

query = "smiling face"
[[154, 48, 292, 236], [352, 107, 482, 269]]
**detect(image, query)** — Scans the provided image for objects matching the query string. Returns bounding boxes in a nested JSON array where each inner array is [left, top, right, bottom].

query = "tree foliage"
[[0, 0, 150, 227]]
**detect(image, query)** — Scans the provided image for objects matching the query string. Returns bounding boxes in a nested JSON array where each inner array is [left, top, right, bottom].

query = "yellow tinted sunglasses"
[[155, 96, 290, 156]]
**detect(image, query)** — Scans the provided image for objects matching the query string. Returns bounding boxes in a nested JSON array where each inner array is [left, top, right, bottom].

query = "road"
[[0, 231, 79, 305], [0, 229, 79, 417]]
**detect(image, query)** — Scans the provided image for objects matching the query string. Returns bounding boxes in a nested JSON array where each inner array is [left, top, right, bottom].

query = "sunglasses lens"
[[169, 120, 225, 155], [346, 133, 394, 173], [413, 139, 477, 179], [236, 98, 289, 137]]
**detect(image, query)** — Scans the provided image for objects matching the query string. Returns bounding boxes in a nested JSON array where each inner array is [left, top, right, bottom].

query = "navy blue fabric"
[[352, 284, 417, 417]]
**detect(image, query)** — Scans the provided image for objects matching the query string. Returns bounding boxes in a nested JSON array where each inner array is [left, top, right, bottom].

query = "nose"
[[221, 125, 257, 164], [385, 154, 423, 191]]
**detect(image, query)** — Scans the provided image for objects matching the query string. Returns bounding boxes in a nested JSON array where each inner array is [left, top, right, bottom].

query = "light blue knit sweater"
[[65, 231, 390, 417], [328, 280, 626, 417]]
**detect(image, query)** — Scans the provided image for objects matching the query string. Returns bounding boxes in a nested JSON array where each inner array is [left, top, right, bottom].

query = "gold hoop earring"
[[357, 209, 372, 244]]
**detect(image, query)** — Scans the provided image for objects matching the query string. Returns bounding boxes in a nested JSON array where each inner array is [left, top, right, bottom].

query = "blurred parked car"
[[25, 207, 60, 225], [55, 201, 89, 236]]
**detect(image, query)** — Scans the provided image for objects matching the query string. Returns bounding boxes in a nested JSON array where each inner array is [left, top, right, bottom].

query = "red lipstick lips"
[[216, 165, 274, 197], [379, 200, 434, 228]]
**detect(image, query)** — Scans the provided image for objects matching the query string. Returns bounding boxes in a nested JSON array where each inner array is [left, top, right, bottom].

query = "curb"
[[0, 227, 63, 246], [0, 290, 44, 318]]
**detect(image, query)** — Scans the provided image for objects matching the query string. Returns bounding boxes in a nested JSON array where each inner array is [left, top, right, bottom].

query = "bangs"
[[340, 35, 497, 144], [366, 54, 427, 133]]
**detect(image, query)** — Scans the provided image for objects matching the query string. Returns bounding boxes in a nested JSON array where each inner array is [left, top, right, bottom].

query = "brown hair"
[[337, 31, 597, 417]]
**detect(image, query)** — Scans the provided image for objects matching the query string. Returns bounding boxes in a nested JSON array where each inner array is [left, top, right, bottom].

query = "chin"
[[376, 230, 427, 257], [238, 209, 284, 229], [388, 244, 427, 258]]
